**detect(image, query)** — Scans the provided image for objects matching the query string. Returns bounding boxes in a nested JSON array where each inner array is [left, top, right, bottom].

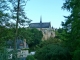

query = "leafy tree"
[[18, 28, 43, 51], [26, 55, 36, 60], [62, 0, 80, 50], [0, 27, 15, 46], [0, 0, 11, 27], [0, 0, 14, 47], [55, 28, 66, 40], [73, 49, 80, 60], [6, 0, 31, 27], [37, 37, 62, 49], [35, 44, 71, 60], [0, 1, 11, 59], [62, 0, 80, 60], [0, 0, 30, 59], [26, 28, 43, 48]]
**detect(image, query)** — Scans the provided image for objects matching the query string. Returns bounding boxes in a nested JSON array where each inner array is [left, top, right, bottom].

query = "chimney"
[[24, 39, 26, 48]]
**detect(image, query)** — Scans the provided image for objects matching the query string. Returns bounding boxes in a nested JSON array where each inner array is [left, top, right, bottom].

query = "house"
[[29, 16, 55, 40], [7, 39, 29, 60]]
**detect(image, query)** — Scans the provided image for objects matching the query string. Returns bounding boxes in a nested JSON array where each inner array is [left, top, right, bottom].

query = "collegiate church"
[[29, 16, 55, 40]]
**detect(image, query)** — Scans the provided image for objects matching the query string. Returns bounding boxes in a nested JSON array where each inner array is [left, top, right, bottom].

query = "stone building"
[[29, 16, 55, 40], [7, 39, 29, 60]]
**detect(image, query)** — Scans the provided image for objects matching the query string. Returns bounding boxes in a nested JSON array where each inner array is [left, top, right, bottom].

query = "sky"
[[25, 0, 70, 28]]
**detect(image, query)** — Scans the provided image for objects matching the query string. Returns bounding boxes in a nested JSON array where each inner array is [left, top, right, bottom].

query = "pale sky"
[[25, 0, 70, 28]]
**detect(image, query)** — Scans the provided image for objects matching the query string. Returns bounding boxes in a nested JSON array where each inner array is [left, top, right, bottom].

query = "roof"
[[29, 16, 51, 28], [29, 22, 51, 28], [7, 39, 28, 49]]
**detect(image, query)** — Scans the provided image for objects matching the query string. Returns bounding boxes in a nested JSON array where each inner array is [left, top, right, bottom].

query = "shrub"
[[35, 44, 71, 60], [73, 49, 80, 60], [26, 55, 35, 60]]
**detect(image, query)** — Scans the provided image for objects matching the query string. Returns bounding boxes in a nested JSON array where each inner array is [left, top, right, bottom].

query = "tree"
[[62, 0, 80, 50], [0, 0, 12, 27], [0, 0, 13, 47], [0, 0, 31, 59], [0, 1, 12, 59], [26, 55, 36, 60], [73, 49, 80, 60], [55, 28, 66, 40], [35, 44, 71, 60], [18, 28, 43, 51], [7, 0, 31, 27], [62, 0, 80, 60], [7, 0, 31, 59], [37, 37, 62, 49]]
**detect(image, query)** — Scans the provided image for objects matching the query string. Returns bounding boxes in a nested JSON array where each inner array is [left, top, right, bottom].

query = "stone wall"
[[37, 28, 55, 40]]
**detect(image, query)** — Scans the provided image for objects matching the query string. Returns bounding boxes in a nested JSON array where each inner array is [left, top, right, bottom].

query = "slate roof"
[[7, 39, 28, 49], [29, 22, 51, 28]]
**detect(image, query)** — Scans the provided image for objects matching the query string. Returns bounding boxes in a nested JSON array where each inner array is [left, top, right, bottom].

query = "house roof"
[[7, 39, 28, 49], [29, 22, 51, 28]]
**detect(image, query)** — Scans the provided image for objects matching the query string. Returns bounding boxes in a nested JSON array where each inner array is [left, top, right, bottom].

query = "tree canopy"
[[24, 28, 43, 50], [35, 44, 71, 60], [62, 0, 80, 60]]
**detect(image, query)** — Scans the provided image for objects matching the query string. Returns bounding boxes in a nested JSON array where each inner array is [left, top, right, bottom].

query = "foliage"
[[35, 44, 71, 60], [55, 28, 66, 40], [73, 49, 80, 60], [26, 55, 36, 60], [0, 0, 31, 59], [26, 28, 43, 47], [62, 0, 80, 60], [18, 28, 43, 50], [0, 47, 8, 60], [0, 0, 12, 27], [0, 26, 42, 51], [7, 0, 31, 27], [37, 37, 61, 49], [0, 26, 15, 46], [0, 1, 11, 58], [62, 0, 80, 50]]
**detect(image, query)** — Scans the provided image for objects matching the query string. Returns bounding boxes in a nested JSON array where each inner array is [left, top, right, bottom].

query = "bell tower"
[[40, 16, 42, 30], [40, 16, 42, 23]]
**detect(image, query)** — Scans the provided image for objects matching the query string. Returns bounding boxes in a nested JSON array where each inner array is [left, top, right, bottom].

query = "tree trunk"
[[14, 0, 20, 60]]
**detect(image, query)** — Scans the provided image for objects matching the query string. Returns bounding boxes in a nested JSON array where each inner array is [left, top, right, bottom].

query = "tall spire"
[[40, 16, 42, 23], [40, 16, 42, 29]]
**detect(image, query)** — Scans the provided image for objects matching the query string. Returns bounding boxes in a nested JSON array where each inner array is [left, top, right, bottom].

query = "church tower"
[[40, 16, 42, 30], [40, 16, 42, 23]]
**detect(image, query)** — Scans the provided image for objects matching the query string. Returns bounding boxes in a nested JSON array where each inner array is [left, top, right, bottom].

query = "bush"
[[26, 55, 35, 60], [37, 37, 61, 48], [73, 49, 80, 60], [35, 44, 71, 60]]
